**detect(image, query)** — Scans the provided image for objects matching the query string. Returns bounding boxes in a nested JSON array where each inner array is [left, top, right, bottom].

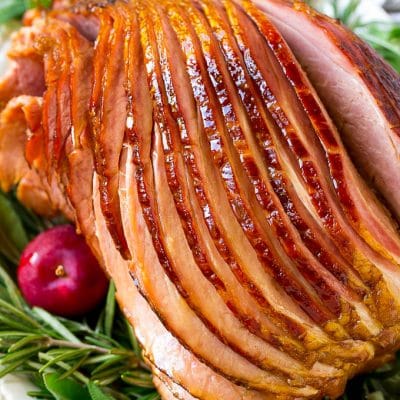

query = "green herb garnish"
[[356, 21, 400, 72], [307, 0, 400, 72], [0, 0, 51, 23], [0, 191, 158, 400]]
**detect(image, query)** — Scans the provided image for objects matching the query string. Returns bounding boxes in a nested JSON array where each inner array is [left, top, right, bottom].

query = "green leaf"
[[90, 356, 125, 376], [87, 381, 116, 400], [121, 370, 154, 388], [27, 391, 54, 399], [0, 313, 33, 331], [91, 364, 126, 381], [8, 334, 43, 352], [8, 194, 47, 237], [0, 0, 53, 24], [104, 282, 116, 338], [0, 357, 30, 378], [366, 392, 385, 400], [139, 393, 160, 400], [0, 298, 40, 329], [0, 331, 31, 338], [0, 192, 28, 263], [380, 372, 400, 393], [0, 0, 26, 24], [58, 353, 90, 380], [0, 263, 26, 308], [33, 308, 81, 343], [24, 0, 52, 8], [339, 0, 361, 27], [39, 349, 90, 374], [39, 353, 89, 385], [44, 373, 92, 400], [1, 345, 42, 365], [0, 192, 28, 249], [124, 319, 141, 357]]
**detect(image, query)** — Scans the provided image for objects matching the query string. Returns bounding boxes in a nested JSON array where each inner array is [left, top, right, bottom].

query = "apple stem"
[[55, 265, 67, 278]]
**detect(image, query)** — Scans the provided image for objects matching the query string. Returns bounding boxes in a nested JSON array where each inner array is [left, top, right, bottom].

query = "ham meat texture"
[[1, 0, 400, 398]]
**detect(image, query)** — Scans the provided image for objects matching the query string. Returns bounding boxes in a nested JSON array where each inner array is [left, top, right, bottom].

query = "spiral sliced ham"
[[1, 0, 400, 398], [255, 0, 400, 222]]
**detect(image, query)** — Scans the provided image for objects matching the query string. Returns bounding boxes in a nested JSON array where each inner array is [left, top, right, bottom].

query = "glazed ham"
[[1, 0, 400, 398], [255, 0, 400, 224]]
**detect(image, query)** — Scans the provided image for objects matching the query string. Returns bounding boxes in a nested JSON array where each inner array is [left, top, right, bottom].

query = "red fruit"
[[17, 225, 109, 317]]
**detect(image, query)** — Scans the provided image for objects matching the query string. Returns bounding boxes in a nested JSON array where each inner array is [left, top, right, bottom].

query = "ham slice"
[[255, 0, 400, 223], [0, 95, 72, 217], [0, 26, 45, 109]]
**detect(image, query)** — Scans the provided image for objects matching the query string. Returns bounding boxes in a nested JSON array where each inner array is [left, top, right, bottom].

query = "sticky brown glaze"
[[250, 0, 400, 260], [239, 0, 400, 324], [117, 6, 302, 393], [149, 1, 312, 361], [127, 1, 338, 387], [36, 21, 75, 219], [0, 93, 74, 218], [228, 1, 354, 254], [188, 0, 383, 341], [154, 0, 365, 366], [38, 22, 69, 183], [40, 33, 58, 180], [156, 0, 377, 368], [160, 0, 320, 334], [257, 6, 400, 263], [192, 0, 341, 318], [0, 26, 45, 109], [89, 5, 130, 258], [121, 142, 323, 396], [98, 172, 288, 400], [49, 23, 71, 176], [156, 0, 370, 375], [121, 1, 309, 392], [0, 96, 54, 215], [159, 2, 378, 371], [59, 11, 102, 260], [305, 6, 400, 138], [303, 11, 400, 254], [202, 0, 371, 304], [257, 0, 400, 228], [225, 0, 400, 329], [44, 20, 79, 211], [164, 0, 335, 331], [155, 4, 319, 351]]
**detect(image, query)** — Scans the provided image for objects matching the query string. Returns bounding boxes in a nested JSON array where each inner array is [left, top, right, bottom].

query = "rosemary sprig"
[[0, 261, 158, 400], [0, 190, 158, 400]]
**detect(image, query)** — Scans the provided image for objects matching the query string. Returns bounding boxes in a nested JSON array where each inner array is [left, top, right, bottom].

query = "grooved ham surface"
[[256, 0, 400, 224], [1, 0, 400, 399]]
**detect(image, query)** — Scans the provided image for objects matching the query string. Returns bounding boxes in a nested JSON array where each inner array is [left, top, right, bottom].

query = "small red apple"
[[17, 225, 108, 317]]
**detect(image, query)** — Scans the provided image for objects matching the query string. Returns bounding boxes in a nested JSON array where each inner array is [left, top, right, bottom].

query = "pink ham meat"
[[1, 0, 400, 398], [255, 0, 400, 222]]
